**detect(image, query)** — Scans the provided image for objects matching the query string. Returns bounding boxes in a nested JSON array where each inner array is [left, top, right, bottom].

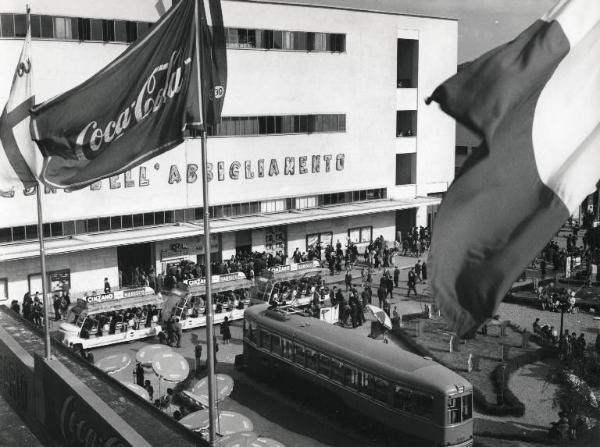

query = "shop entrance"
[[235, 230, 252, 256], [117, 243, 153, 287]]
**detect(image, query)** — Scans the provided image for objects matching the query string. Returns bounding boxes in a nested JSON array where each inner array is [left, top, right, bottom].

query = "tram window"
[[373, 376, 389, 403], [318, 354, 330, 377], [463, 394, 473, 421], [330, 359, 345, 384], [448, 395, 472, 424], [448, 397, 460, 424], [248, 322, 257, 343], [393, 385, 412, 412], [283, 340, 293, 359], [360, 374, 376, 397], [413, 394, 433, 419], [344, 366, 358, 389], [259, 330, 270, 350], [294, 344, 306, 366], [305, 349, 317, 371], [271, 334, 282, 356]]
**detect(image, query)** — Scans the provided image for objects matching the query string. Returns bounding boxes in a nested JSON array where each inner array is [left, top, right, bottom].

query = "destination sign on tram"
[[184, 272, 246, 287], [84, 287, 150, 303]]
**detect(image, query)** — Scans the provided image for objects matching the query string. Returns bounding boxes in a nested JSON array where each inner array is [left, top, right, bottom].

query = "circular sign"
[[191, 374, 234, 405], [179, 409, 210, 431], [95, 353, 131, 374], [136, 344, 173, 366], [152, 351, 189, 382], [120, 381, 150, 401]]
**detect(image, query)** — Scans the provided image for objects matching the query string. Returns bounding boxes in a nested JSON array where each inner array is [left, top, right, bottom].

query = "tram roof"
[[259, 267, 328, 282], [245, 304, 471, 395]]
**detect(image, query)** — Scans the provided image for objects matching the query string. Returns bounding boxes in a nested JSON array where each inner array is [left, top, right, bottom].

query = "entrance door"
[[235, 230, 252, 256], [117, 243, 153, 287]]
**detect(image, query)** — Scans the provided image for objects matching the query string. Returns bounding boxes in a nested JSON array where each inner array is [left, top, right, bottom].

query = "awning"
[[75, 293, 165, 314], [0, 196, 441, 262]]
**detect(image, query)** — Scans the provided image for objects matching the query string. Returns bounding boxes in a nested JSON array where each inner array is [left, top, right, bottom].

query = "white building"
[[0, 0, 457, 302]]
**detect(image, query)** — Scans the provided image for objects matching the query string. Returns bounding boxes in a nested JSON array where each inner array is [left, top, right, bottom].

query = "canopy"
[[152, 351, 189, 382], [182, 373, 234, 407], [96, 353, 132, 374], [180, 410, 253, 435], [185, 278, 254, 296], [136, 344, 173, 367], [74, 293, 164, 315], [365, 304, 392, 330], [120, 381, 150, 401]]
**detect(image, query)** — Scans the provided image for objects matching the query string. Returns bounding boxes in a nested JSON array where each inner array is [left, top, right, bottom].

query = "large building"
[[0, 0, 457, 302]]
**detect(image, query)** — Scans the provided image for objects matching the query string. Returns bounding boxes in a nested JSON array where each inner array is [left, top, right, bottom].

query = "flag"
[[426, 0, 600, 338], [30, 0, 227, 190], [0, 11, 40, 195]]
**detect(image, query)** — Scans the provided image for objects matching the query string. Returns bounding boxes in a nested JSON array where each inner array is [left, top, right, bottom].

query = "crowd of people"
[[74, 304, 161, 339], [535, 283, 578, 313]]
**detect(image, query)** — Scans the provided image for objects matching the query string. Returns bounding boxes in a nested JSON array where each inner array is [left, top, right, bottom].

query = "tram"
[[56, 286, 165, 349], [252, 260, 328, 308], [162, 272, 253, 330], [243, 304, 474, 447]]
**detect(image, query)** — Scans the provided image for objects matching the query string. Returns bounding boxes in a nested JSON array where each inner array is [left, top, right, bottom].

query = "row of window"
[[0, 13, 345, 54], [0, 13, 152, 42], [0, 188, 387, 244], [208, 114, 346, 137], [306, 226, 372, 251], [226, 28, 345, 52], [247, 322, 434, 419]]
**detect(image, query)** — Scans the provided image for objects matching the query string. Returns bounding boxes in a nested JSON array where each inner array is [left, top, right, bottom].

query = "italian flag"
[[427, 0, 600, 338]]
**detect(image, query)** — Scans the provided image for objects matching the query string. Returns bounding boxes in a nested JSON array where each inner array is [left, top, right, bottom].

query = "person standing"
[[407, 269, 417, 297], [144, 380, 154, 402], [220, 317, 232, 344], [53, 293, 62, 321], [213, 335, 219, 368], [104, 278, 111, 293], [414, 260, 422, 282], [421, 261, 428, 283], [135, 362, 144, 386], [344, 269, 353, 292], [194, 344, 203, 375], [393, 266, 400, 288], [174, 318, 183, 348]]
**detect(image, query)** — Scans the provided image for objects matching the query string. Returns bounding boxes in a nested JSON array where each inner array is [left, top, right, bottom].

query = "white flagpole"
[[193, 0, 218, 445], [24, 4, 52, 360]]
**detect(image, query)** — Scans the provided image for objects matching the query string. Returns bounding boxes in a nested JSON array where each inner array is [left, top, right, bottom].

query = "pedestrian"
[[407, 268, 417, 297], [195, 344, 203, 374], [135, 361, 144, 386], [85, 350, 94, 364], [144, 379, 154, 401], [213, 335, 219, 367], [344, 269, 353, 291], [53, 293, 62, 321], [174, 318, 183, 348], [220, 316, 231, 344], [421, 261, 428, 282], [414, 259, 422, 282], [377, 286, 386, 308], [386, 275, 394, 299], [393, 266, 400, 288], [104, 277, 111, 293]]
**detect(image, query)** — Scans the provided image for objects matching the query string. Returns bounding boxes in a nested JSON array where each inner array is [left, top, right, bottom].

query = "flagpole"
[[193, 0, 218, 445], [23, 4, 52, 360], [36, 183, 52, 359]]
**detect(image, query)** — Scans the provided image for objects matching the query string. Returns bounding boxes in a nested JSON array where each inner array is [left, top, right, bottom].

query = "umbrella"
[[152, 351, 189, 382], [120, 381, 150, 401], [95, 353, 132, 374], [180, 410, 253, 435], [183, 374, 234, 407], [136, 344, 173, 367], [365, 304, 392, 330], [255, 438, 286, 447]]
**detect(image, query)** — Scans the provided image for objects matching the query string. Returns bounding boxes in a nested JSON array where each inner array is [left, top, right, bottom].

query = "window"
[[54, 17, 72, 39], [396, 110, 417, 137], [114, 20, 127, 42], [396, 153, 416, 185], [133, 214, 144, 227], [394, 385, 433, 419], [14, 14, 26, 37], [305, 348, 317, 371], [331, 359, 345, 384], [294, 344, 306, 366], [50, 222, 63, 237], [397, 39, 419, 88], [447, 394, 472, 424], [98, 217, 110, 232], [1, 14, 15, 37], [283, 340, 293, 359], [259, 330, 271, 350], [0, 278, 7, 302], [271, 334, 283, 356], [90, 19, 103, 40], [318, 354, 330, 377], [41, 15, 54, 38], [348, 226, 372, 244], [30, 15, 42, 37], [306, 232, 333, 251], [211, 114, 346, 136]]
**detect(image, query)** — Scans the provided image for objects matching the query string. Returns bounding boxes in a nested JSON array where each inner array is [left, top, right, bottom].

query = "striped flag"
[[427, 0, 600, 338], [0, 13, 40, 196]]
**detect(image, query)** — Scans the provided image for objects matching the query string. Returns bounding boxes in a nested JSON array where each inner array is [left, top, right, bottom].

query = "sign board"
[[84, 287, 153, 303], [268, 260, 320, 274], [184, 272, 246, 287]]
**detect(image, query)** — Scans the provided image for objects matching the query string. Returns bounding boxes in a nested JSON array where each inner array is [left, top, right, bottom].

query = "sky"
[[252, 0, 557, 62]]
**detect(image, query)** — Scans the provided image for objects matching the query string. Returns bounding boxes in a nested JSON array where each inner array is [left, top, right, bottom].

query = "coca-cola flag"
[[30, 0, 227, 189]]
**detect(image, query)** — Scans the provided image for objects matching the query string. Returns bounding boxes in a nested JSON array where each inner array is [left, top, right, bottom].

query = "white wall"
[[0, 247, 118, 303], [0, 0, 456, 227]]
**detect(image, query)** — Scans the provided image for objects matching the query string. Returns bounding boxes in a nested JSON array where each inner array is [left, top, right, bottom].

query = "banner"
[[31, 0, 227, 189]]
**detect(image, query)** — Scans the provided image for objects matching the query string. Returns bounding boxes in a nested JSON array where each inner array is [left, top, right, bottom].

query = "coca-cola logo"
[[75, 50, 188, 161], [59, 395, 128, 447]]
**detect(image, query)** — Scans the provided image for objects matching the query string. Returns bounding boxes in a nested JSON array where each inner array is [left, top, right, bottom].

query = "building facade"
[[0, 0, 457, 302]]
